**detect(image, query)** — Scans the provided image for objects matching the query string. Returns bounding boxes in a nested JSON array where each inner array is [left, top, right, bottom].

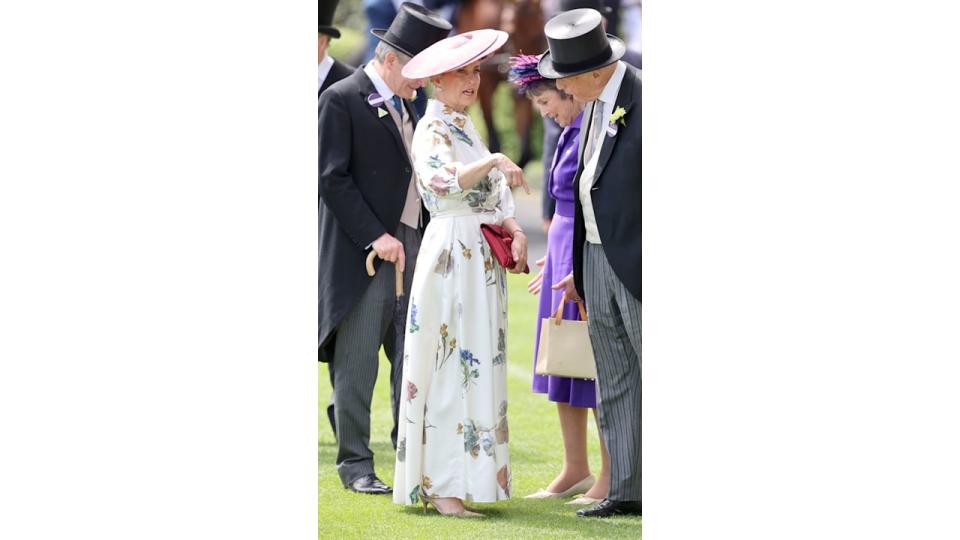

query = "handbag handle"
[[552, 299, 588, 325]]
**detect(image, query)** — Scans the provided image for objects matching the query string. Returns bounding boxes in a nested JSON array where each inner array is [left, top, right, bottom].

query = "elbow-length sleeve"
[[412, 119, 466, 199]]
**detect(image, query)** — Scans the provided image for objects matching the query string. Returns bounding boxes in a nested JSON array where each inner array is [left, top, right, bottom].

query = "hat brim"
[[537, 34, 626, 79], [318, 26, 341, 39], [370, 28, 415, 58], [401, 30, 509, 80]]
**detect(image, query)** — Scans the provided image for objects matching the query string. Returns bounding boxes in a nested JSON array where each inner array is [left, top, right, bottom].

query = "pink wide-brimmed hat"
[[401, 29, 509, 80]]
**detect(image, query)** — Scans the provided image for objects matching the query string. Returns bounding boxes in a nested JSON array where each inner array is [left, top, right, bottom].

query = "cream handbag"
[[535, 301, 597, 380]]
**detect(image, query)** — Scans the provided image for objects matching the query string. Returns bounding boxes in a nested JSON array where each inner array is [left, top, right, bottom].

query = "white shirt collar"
[[363, 62, 396, 101], [598, 60, 627, 106], [318, 53, 334, 91]]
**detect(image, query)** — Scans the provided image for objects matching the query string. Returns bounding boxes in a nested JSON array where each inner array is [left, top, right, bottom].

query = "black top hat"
[[558, 0, 613, 15], [370, 2, 453, 58], [538, 8, 626, 79], [319, 0, 341, 38]]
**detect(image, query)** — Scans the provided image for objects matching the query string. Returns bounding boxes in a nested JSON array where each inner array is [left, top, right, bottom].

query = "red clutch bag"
[[480, 223, 530, 273]]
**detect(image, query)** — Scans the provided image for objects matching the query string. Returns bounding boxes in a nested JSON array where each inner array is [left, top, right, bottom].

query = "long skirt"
[[393, 212, 512, 505]]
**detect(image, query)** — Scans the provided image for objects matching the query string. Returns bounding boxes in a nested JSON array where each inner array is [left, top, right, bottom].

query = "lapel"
[[592, 66, 636, 188], [353, 69, 407, 161], [577, 104, 592, 168]]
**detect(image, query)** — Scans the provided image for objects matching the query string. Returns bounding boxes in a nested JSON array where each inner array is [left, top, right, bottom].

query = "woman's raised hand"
[[527, 257, 546, 294], [494, 153, 530, 194]]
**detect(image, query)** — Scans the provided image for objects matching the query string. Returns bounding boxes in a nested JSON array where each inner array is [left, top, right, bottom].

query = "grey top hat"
[[370, 2, 453, 58], [319, 0, 341, 38], [538, 8, 626, 79]]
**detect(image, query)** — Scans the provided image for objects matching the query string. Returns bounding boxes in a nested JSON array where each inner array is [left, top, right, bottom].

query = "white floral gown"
[[393, 99, 515, 506]]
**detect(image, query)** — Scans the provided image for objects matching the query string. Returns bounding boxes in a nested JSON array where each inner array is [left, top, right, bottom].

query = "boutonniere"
[[609, 106, 627, 126], [366, 92, 389, 118], [606, 106, 627, 137]]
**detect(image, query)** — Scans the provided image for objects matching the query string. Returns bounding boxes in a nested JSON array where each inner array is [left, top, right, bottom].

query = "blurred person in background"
[[320, 0, 356, 98], [622, 0, 641, 57]]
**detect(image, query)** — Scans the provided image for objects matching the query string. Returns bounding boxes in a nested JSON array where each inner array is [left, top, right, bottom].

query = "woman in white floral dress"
[[393, 29, 530, 517]]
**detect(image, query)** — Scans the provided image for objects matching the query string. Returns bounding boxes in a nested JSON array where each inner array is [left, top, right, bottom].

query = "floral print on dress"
[[427, 120, 454, 148], [482, 242, 496, 286], [428, 174, 453, 196], [426, 154, 444, 169], [394, 99, 513, 506], [497, 465, 511, 497], [492, 328, 506, 366], [436, 323, 456, 371], [459, 348, 480, 389], [408, 302, 420, 333], [458, 240, 472, 260], [464, 175, 496, 212], [420, 160, 460, 199], [448, 122, 474, 146], [434, 248, 452, 277], [459, 419, 490, 458], [495, 401, 509, 444]]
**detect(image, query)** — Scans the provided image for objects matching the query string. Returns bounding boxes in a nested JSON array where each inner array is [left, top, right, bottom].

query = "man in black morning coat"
[[540, 8, 643, 518], [318, 1, 354, 98], [318, 3, 451, 495]]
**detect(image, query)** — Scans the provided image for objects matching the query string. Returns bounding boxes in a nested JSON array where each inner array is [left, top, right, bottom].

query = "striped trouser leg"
[[583, 242, 642, 502], [383, 224, 421, 449], [333, 253, 396, 486]]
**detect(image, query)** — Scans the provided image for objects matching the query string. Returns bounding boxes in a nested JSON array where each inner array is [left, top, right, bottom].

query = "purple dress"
[[531, 111, 597, 409]]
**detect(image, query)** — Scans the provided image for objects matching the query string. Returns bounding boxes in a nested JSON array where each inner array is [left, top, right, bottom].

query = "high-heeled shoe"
[[421, 493, 485, 518], [523, 474, 596, 499]]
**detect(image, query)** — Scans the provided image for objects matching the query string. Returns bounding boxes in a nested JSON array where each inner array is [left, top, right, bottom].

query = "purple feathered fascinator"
[[508, 54, 546, 95]]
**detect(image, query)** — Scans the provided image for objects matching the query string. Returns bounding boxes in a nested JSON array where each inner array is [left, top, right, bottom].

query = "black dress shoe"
[[346, 474, 393, 495], [576, 498, 642, 518]]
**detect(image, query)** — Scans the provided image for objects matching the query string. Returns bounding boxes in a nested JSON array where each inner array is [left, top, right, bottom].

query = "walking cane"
[[365, 250, 404, 298]]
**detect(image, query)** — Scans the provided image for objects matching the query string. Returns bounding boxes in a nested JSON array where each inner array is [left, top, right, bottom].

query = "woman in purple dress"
[[509, 55, 611, 505]]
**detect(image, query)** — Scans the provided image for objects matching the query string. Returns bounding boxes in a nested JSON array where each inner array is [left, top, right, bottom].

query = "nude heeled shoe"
[[523, 474, 596, 499], [421, 494, 485, 518]]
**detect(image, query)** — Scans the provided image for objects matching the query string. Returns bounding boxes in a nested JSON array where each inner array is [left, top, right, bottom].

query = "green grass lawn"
[[318, 274, 641, 539]]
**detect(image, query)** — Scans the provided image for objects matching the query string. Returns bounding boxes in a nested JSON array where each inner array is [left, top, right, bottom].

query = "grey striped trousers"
[[584, 242, 642, 502], [332, 224, 421, 486]]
